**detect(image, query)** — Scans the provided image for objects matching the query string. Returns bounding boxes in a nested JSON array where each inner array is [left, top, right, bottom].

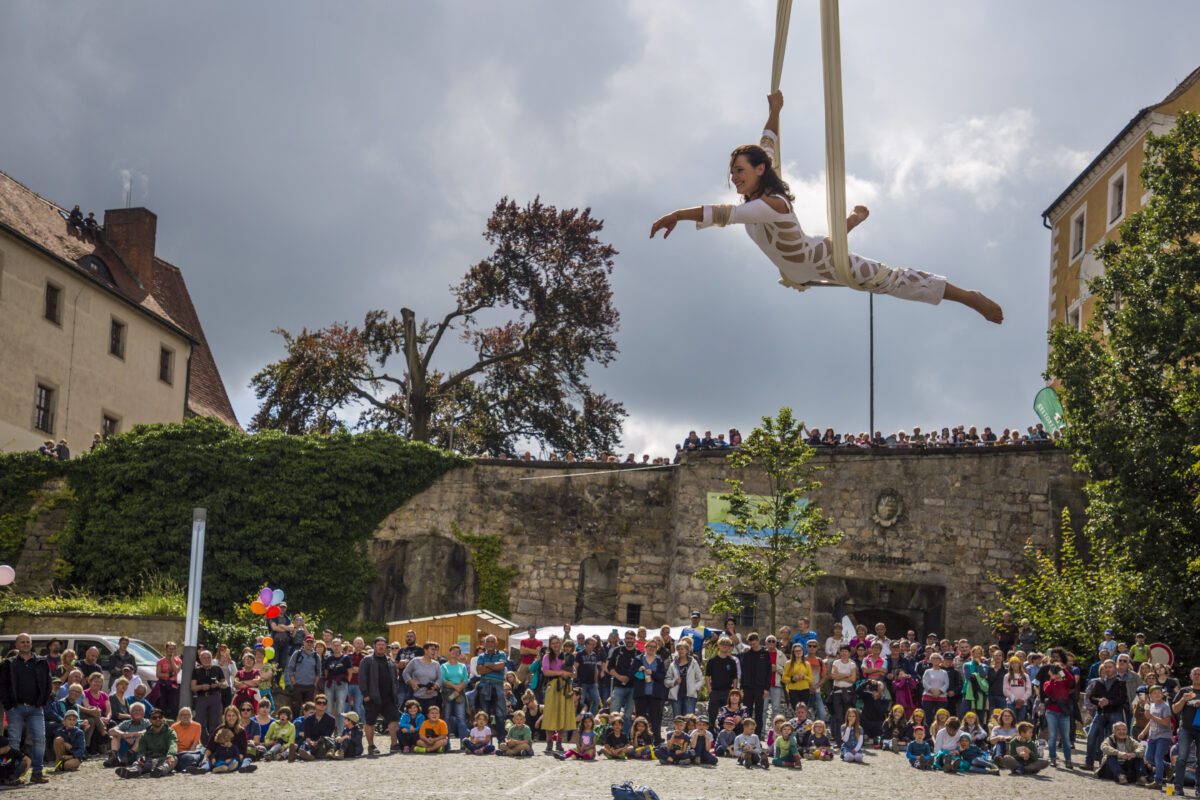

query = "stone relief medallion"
[[871, 489, 904, 528]]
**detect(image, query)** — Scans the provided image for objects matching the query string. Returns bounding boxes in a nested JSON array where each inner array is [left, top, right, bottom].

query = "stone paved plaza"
[[30, 747, 1166, 799]]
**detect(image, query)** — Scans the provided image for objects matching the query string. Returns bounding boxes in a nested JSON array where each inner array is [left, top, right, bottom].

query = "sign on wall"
[[706, 492, 809, 545]]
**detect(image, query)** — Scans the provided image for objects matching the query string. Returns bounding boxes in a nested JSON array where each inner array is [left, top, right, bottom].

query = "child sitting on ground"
[[398, 700, 425, 753], [499, 710, 533, 757], [415, 706, 448, 754], [881, 704, 910, 753], [211, 729, 241, 773], [630, 716, 655, 760], [53, 708, 87, 772], [807, 719, 834, 760], [771, 721, 802, 768], [765, 714, 786, 757], [995, 722, 1048, 775], [0, 741, 31, 784], [715, 715, 739, 757], [597, 715, 629, 759], [657, 716, 693, 764], [463, 711, 494, 755], [734, 718, 767, 769], [263, 707, 296, 761], [940, 733, 998, 774], [334, 711, 362, 758], [841, 709, 864, 763], [692, 715, 718, 765], [905, 725, 933, 769], [558, 713, 596, 760]]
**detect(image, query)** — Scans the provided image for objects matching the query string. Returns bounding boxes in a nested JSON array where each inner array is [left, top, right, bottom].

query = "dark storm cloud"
[[2, 0, 1197, 454]]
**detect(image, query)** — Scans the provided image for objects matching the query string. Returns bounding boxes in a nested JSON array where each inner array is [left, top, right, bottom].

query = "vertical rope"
[[771, 0, 791, 166], [819, 0, 861, 290]]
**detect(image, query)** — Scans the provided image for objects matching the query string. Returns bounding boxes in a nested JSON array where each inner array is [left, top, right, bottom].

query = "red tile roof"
[[0, 168, 240, 429]]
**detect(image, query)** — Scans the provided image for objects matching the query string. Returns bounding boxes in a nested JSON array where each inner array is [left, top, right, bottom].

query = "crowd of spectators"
[[2, 611, 1196, 789]]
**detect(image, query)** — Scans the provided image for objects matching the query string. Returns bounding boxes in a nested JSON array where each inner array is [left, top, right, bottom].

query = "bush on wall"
[[54, 417, 465, 623]]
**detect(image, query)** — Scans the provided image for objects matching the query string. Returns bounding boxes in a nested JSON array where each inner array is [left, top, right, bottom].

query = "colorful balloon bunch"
[[250, 587, 285, 662]]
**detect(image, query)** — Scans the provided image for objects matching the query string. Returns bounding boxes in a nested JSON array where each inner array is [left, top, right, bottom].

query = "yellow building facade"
[[1043, 67, 1200, 340], [0, 171, 238, 454]]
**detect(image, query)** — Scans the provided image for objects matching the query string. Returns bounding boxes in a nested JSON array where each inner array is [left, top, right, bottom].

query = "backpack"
[[610, 781, 661, 800]]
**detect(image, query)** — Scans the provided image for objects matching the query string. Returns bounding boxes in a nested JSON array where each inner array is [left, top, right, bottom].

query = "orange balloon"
[[250, 600, 266, 615], [262, 636, 274, 648]]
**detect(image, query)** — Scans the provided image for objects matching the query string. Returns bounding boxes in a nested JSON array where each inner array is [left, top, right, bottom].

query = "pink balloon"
[[0, 565, 14, 586], [258, 587, 273, 605]]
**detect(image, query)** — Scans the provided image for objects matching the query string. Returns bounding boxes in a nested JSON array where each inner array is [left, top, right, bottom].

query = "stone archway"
[[575, 554, 618, 623]]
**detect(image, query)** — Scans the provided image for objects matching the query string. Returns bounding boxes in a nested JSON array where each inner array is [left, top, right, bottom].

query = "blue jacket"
[[632, 654, 668, 700], [55, 725, 86, 757]]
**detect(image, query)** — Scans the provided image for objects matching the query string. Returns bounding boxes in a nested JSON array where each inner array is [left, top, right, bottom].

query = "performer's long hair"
[[729, 144, 795, 202]]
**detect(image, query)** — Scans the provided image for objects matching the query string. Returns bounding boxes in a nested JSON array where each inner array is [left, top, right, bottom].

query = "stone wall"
[[368, 443, 1085, 642], [12, 478, 70, 595]]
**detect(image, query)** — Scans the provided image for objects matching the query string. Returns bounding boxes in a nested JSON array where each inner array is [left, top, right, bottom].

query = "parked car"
[[0, 634, 164, 688]]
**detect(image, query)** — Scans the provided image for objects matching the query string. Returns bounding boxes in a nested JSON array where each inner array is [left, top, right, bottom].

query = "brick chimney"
[[103, 207, 157, 289]]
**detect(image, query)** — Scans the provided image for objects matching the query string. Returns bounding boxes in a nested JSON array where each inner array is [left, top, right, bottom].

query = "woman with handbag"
[[539, 636, 576, 753]]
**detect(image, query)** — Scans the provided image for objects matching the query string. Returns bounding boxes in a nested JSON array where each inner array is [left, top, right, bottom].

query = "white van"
[[0, 634, 163, 687]]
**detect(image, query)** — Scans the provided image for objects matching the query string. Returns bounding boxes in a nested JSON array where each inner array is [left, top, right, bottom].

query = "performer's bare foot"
[[847, 205, 869, 233], [944, 284, 1003, 324]]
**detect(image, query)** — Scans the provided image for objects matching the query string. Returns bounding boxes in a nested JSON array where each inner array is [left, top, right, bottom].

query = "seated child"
[[559, 713, 596, 760], [415, 706, 448, 754], [714, 715, 739, 757], [398, 700, 425, 753], [960, 712, 987, 746], [940, 733, 998, 774], [211, 729, 241, 773], [734, 718, 766, 769], [905, 725, 933, 769], [499, 710, 533, 757], [995, 722, 1048, 775], [881, 704, 910, 752], [601, 715, 631, 759], [840, 709, 864, 763], [691, 715, 718, 765], [656, 716, 693, 765], [262, 707, 296, 761], [463, 711, 494, 755], [771, 722, 802, 768], [53, 709, 87, 772], [0, 741, 31, 785], [765, 714, 786, 757], [806, 719, 834, 760], [335, 711, 363, 758], [630, 716, 655, 760]]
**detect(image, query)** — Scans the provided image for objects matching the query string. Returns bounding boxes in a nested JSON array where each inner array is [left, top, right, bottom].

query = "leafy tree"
[[1046, 110, 1200, 662], [696, 407, 843, 633], [250, 197, 625, 457], [980, 510, 1141, 660]]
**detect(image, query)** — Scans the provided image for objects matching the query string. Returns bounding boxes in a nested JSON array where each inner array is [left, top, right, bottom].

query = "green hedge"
[[8, 417, 467, 623], [0, 452, 65, 566]]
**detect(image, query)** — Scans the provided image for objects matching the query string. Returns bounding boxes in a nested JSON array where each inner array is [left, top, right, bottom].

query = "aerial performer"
[[649, 91, 1004, 324]]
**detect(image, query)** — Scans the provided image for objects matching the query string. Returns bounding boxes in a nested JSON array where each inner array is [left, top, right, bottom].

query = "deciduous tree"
[[251, 197, 625, 456]]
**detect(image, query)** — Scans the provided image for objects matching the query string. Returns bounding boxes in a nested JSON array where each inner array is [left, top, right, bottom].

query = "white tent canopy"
[[522, 624, 690, 651]]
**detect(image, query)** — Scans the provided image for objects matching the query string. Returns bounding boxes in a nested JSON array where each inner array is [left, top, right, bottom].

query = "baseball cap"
[[690, 611, 700, 617], [1104, 628, 1114, 635], [374, 636, 388, 644], [304, 634, 315, 641]]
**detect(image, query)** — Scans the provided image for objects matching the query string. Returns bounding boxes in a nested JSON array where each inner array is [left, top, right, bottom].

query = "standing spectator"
[[402, 642, 443, 718], [359, 638, 399, 754], [322, 639, 351, 727], [394, 630, 423, 709], [992, 611, 1018, 657], [1098, 629, 1118, 657], [1085, 660, 1128, 769], [0, 633, 52, 784], [440, 644, 469, 740], [607, 630, 640, 730], [286, 635, 321, 715], [728, 428, 742, 445], [345, 637, 365, 724], [667, 640, 702, 718], [190, 649, 227, 742], [1172, 666, 1200, 797], [681, 611, 715, 654], [542, 638, 578, 752], [575, 636, 604, 717], [54, 439, 70, 460], [1016, 619, 1037, 654], [90, 433, 102, 451], [474, 635, 508, 744], [632, 640, 667, 745], [705, 636, 741, 718], [269, 602, 295, 680], [517, 624, 541, 690], [738, 633, 772, 733], [155, 642, 182, 719], [38, 440, 56, 458]]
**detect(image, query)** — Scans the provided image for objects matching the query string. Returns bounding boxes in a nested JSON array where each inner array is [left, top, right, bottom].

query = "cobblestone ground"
[[28, 747, 1168, 799]]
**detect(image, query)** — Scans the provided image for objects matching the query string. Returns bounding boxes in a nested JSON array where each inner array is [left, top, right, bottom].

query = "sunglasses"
[[316, 700, 328, 705]]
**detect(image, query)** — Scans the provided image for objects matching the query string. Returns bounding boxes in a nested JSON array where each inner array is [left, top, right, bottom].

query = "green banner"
[[706, 492, 808, 545], [1033, 387, 1066, 432]]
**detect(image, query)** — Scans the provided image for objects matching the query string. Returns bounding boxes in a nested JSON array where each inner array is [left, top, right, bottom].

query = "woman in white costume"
[[650, 92, 1003, 324]]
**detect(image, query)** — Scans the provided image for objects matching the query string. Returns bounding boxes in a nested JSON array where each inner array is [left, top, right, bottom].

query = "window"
[[1070, 206, 1086, 261], [44, 282, 62, 324], [625, 603, 642, 626], [1066, 301, 1082, 331], [101, 414, 119, 439], [33, 384, 55, 433], [109, 318, 126, 359], [159, 346, 174, 384], [733, 593, 756, 628], [1107, 167, 1126, 227]]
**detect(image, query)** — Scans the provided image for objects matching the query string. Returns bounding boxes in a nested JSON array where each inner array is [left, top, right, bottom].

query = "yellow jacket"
[[782, 658, 813, 692]]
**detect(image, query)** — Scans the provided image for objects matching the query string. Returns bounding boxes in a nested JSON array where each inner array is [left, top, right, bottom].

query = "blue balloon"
[[271, 588, 285, 606]]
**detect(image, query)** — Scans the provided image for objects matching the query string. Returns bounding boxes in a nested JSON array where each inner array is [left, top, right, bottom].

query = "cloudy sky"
[[3, 1, 1197, 456]]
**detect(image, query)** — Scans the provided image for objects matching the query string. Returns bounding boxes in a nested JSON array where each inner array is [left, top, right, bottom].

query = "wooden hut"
[[386, 609, 520, 655]]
